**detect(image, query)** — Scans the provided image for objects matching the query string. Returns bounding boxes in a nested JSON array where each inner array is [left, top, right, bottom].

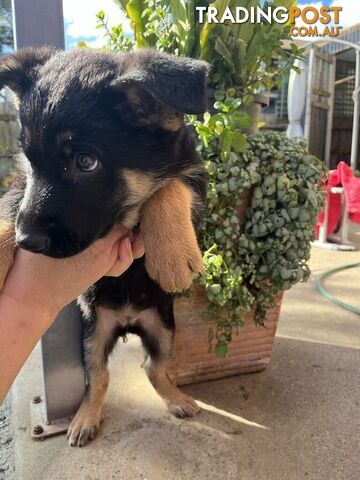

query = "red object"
[[316, 161, 360, 239]]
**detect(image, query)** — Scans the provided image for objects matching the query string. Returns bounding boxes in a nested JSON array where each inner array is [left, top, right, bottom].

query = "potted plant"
[[168, 111, 326, 383], [94, 1, 324, 383]]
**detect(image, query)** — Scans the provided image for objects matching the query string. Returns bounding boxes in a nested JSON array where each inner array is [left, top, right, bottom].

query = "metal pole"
[[41, 303, 85, 422], [318, 191, 329, 244], [350, 49, 360, 171], [12, 0, 65, 49], [304, 46, 315, 143], [280, 76, 285, 119], [324, 57, 336, 169], [12, 0, 86, 436]]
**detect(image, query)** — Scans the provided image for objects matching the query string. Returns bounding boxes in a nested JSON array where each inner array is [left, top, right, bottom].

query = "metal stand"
[[12, 0, 86, 439], [313, 187, 355, 251], [29, 303, 86, 440], [304, 39, 360, 251]]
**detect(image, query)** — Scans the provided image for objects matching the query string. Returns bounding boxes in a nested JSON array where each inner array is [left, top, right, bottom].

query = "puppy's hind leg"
[[139, 307, 200, 418], [67, 306, 117, 447], [0, 219, 16, 292]]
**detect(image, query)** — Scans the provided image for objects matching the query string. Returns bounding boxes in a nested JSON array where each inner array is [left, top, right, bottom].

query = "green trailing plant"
[[189, 93, 326, 356]]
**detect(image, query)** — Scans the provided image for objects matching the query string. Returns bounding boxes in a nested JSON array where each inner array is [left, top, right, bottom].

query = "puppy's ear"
[[112, 49, 210, 130], [0, 47, 56, 98]]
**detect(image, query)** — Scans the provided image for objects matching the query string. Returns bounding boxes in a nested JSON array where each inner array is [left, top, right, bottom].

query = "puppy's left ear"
[[0, 47, 56, 98], [112, 49, 210, 130]]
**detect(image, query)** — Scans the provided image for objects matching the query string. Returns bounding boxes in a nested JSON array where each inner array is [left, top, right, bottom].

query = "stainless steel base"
[[31, 302, 86, 440], [30, 396, 72, 440]]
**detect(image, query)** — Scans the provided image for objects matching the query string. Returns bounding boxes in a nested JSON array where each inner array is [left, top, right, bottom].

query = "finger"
[[97, 225, 130, 249], [131, 232, 145, 259], [87, 225, 129, 266], [106, 237, 133, 277]]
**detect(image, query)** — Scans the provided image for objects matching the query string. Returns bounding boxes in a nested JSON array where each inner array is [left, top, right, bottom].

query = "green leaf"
[[115, 0, 129, 11], [231, 132, 247, 153], [213, 255, 223, 269], [209, 284, 221, 295], [125, 0, 149, 48], [199, 0, 230, 59], [169, 0, 191, 55], [214, 90, 225, 101], [215, 342, 229, 358], [214, 36, 234, 70], [233, 112, 253, 129], [274, 0, 295, 9], [220, 128, 232, 147], [76, 41, 88, 48]]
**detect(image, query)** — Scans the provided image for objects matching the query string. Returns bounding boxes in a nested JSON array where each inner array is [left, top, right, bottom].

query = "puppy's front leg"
[[141, 179, 203, 293], [0, 220, 16, 292], [67, 306, 112, 447]]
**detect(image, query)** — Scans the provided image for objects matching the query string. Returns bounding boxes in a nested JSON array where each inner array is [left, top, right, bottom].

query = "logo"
[[195, 5, 343, 38]]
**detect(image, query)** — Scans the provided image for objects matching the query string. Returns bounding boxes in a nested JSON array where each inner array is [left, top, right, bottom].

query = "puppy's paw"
[[67, 405, 102, 447], [141, 178, 204, 293], [167, 393, 201, 418], [145, 241, 203, 293]]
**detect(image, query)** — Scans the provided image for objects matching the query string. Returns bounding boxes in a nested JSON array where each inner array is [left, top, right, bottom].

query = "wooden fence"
[[307, 49, 334, 163], [0, 90, 19, 193]]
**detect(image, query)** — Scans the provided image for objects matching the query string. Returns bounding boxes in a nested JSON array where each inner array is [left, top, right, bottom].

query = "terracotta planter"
[[168, 288, 283, 386]]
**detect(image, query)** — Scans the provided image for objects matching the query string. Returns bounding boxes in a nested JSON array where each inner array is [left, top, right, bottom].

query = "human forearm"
[[0, 293, 53, 403], [0, 226, 144, 403]]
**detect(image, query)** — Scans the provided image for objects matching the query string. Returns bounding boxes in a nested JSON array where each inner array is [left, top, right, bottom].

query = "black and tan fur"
[[0, 47, 208, 447]]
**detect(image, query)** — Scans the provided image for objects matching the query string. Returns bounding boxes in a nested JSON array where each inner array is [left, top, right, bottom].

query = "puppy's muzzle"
[[15, 211, 80, 257], [16, 229, 50, 254]]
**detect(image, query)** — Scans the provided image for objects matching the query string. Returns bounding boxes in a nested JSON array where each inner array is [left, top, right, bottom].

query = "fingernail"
[[124, 237, 131, 252]]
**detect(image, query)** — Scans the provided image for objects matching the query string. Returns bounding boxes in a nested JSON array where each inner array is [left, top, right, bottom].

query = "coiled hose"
[[315, 262, 360, 315]]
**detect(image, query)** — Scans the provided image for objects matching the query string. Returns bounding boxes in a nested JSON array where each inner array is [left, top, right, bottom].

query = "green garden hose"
[[315, 262, 360, 315]]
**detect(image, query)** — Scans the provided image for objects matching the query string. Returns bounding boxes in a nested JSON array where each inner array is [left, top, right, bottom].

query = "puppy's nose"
[[16, 231, 50, 253]]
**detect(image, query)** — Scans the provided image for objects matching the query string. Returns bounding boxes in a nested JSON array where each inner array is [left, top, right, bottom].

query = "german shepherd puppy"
[[0, 48, 208, 446]]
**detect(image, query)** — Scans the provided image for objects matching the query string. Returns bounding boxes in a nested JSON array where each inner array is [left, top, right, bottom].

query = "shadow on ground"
[[10, 332, 360, 480]]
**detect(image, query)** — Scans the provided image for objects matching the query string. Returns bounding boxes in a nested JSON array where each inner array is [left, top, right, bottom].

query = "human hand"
[[1, 226, 144, 319]]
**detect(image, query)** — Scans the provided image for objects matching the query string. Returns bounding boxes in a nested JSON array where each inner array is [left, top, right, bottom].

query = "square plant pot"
[[168, 287, 283, 386]]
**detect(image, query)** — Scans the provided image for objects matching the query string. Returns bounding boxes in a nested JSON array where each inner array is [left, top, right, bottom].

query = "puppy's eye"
[[74, 153, 99, 172]]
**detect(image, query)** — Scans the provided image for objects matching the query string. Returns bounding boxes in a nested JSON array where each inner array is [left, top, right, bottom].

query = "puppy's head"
[[0, 48, 209, 257]]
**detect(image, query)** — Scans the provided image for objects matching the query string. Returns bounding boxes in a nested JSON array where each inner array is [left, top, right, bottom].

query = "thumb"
[[106, 236, 134, 277]]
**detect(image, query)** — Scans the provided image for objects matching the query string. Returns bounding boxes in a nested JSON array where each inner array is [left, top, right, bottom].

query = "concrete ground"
[[2, 230, 360, 480]]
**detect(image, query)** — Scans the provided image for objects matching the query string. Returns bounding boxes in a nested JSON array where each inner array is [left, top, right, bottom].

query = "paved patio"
[[2, 228, 360, 480]]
